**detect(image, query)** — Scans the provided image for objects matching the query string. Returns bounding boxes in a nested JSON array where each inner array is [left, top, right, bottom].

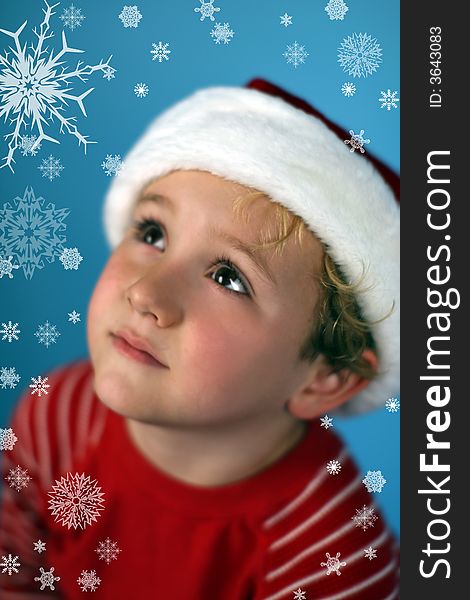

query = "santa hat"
[[103, 79, 400, 415]]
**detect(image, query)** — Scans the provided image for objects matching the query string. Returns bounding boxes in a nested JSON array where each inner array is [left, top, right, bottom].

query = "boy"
[[0, 79, 399, 598]]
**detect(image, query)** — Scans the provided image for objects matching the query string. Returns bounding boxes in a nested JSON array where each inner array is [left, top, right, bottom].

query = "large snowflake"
[[77, 570, 101, 592], [338, 32, 382, 78], [362, 470, 387, 493], [210, 23, 235, 45], [1, 320, 20, 342], [283, 41, 309, 68], [0, 186, 69, 280], [95, 537, 122, 564], [48, 472, 105, 529], [118, 6, 143, 28], [35, 320, 60, 348], [194, 1, 220, 22], [34, 566, 61, 590], [5, 465, 32, 491], [60, 4, 85, 31], [0, 427, 18, 451], [0, 366, 21, 389], [325, 0, 349, 21], [0, 0, 114, 172], [351, 504, 378, 531]]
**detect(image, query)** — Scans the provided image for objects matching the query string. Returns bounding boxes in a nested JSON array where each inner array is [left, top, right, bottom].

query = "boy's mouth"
[[111, 330, 168, 368]]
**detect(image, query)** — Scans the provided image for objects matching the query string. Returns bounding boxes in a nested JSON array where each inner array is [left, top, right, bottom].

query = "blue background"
[[0, 0, 399, 534]]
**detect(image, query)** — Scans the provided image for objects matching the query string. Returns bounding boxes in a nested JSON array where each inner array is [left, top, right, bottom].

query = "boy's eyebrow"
[[137, 191, 277, 286]]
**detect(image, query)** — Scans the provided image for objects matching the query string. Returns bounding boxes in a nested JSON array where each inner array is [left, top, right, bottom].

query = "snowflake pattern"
[[95, 537, 122, 564], [338, 32, 382, 78], [35, 320, 60, 348], [101, 154, 124, 176], [38, 155, 64, 181], [150, 42, 171, 62], [320, 415, 333, 429], [210, 22, 235, 44], [283, 41, 309, 68], [385, 397, 400, 413], [194, 0, 220, 22], [68, 310, 81, 323], [341, 82, 356, 97], [326, 459, 342, 475], [379, 89, 400, 111], [362, 470, 387, 493], [34, 566, 61, 591], [364, 546, 378, 560], [77, 569, 101, 592], [118, 5, 142, 28], [1, 320, 20, 342], [344, 129, 370, 153], [280, 13, 293, 27], [0, 187, 69, 279], [102, 65, 116, 81], [293, 589, 306, 600], [0, 366, 20, 389], [34, 539, 47, 554], [29, 375, 51, 397], [5, 465, 31, 491], [59, 247, 83, 270], [0, 0, 114, 172], [352, 504, 378, 531], [0, 256, 20, 278], [1, 554, 20, 575], [48, 472, 105, 529], [325, 0, 349, 21], [0, 427, 18, 451], [134, 82, 149, 98], [321, 552, 347, 575], [20, 134, 42, 156], [60, 4, 85, 31]]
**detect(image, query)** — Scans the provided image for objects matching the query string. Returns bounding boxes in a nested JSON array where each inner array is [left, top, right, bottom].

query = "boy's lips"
[[112, 330, 168, 368]]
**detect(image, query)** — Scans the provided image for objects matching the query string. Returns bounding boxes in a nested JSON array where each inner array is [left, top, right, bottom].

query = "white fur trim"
[[103, 87, 399, 414]]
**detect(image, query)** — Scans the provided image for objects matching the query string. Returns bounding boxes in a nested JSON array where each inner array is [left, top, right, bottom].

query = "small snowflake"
[[320, 415, 333, 429], [119, 5, 142, 28], [325, 0, 349, 21], [102, 65, 117, 81], [364, 546, 377, 560], [95, 537, 122, 565], [326, 459, 342, 475], [1, 554, 20, 575], [338, 32, 383, 78], [150, 41, 171, 62], [210, 22, 235, 45], [34, 566, 61, 591], [1, 321, 20, 342], [77, 569, 101, 592], [0, 366, 21, 389], [0, 256, 20, 279], [194, 0, 220, 22], [20, 135, 42, 156], [59, 247, 83, 270], [29, 375, 51, 397], [341, 82, 356, 97], [33, 539, 47, 554], [385, 397, 400, 413], [283, 41, 309, 68], [38, 155, 64, 181], [48, 472, 105, 530], [0, 427, 18, 451], [101, 154, 124, 176], [280, 13, 293, 27], [362, 470, 387, 493], [5, 465, 31, 492], [352, 504, 378, 531], [344, 129, 370, 153], [321, 552, 347, 576], [68, 310, 81, 324], [35, 321, 60, 348], [134, 83, 149, 98], [293, 589, 306, 600], [60, 4, 86, 30], [379, 89, 400, 111]]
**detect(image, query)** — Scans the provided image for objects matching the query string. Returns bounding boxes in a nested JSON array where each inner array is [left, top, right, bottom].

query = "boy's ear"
[[286, 350, 378, 419]]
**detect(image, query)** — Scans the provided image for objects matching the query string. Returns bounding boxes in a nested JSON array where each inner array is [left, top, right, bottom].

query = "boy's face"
[[87, 170, 324, 429]]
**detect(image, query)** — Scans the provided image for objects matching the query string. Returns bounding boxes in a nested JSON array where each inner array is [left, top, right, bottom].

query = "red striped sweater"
[[0, 360, 399, 599]]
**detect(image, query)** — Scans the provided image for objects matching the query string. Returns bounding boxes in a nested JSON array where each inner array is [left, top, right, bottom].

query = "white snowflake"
[[326, 459, 342, 475], [341, 81, 356, 97], [102, 65, 116, 81], [48, 472, 105, 530], [325, 0, 349, 21], [35, 320, 60, 348], [320, 415, 333, 429], [5, 465, 31, 491], [38, 155, 64, 181], [364, 546, 377, 560], [362, 470, 387, 493], [60, 4, 85, 31], [0, 427, 18, 451], [95, 537, 122, 564], [338, 32, 382, 78], [134, 82, 149, 98], [34, 566, 61, 591], [20, 134, 42, 156], [379, 89, 400, 111], [385, 396, 400, 413], [118, 5, 142, 28], [29, 375, 51, 397], [0, 256, 20, 278], [210, 22, 235, 45], [0, 366, 20, 389], [194, 0, 220, 22], [0, 0, 114, 172], [77, 569, 101, 592], [33, 539, 47, 554], [280, 13, 293, 27], [283, 41, 309, 68], [101, 154, 124, 176], [321, 552, 347, 575], [344, 129, 370, 153], [352, 504, 378, 531], [59, 246, 83, 270], [1, 320, 20, 342], [1, 554, 20, 575], [293, 589, 306, 600], [68, 310, 81, 324], [0, 187, 70, 280], [150, 41, 171, 62]]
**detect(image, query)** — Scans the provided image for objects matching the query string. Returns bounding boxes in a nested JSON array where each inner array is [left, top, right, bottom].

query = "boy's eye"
[[134, 219, 165, 250], [210, 263, 249, 296]]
